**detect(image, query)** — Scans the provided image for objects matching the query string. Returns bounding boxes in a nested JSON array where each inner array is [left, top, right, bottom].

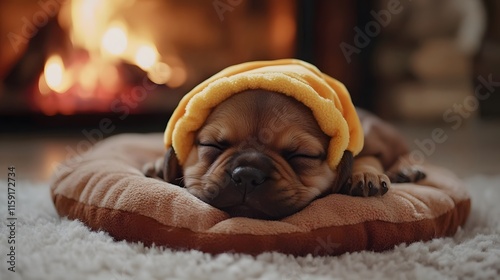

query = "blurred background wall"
[[0, 0, 498, 133]]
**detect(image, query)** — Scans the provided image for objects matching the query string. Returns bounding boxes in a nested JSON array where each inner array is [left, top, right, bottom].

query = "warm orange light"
[[68, 0, 131, 53], [67, 0, 166, 75], [269, 1, 296, 58], [101, 24, 128, 56], [70, 0, 100, 49], [147, 62, 171, 84], [167, 66, 187, 88], [44, 55, 71, 93], [135, 44, 158, 70], [100, 63, 120, 92], [45, 56, 63, 89], [79, 62, 98, 93], [38, 73, 51, 96]]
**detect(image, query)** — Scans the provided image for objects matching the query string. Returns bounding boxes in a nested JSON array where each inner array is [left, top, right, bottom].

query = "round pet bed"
[[50, 133, 470, 256]]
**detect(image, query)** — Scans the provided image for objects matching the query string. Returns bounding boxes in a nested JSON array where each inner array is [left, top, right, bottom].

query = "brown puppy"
[[145, 90, 423, 219]]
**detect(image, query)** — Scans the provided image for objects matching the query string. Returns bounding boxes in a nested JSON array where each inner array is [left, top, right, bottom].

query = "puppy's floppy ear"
[[163, 147, 184, 186], [332, 150, 353, 194]]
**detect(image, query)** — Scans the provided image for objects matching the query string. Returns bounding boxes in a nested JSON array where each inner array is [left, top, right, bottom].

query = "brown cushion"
[[50, 133, 471, 256]]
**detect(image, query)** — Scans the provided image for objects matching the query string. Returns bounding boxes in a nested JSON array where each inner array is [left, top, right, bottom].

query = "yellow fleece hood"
[[164, 59, 364, 170]]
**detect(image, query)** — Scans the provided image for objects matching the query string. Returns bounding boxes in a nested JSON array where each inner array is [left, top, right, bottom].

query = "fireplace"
[[1, 0, 303, 131], [2, 0, 497, 134]]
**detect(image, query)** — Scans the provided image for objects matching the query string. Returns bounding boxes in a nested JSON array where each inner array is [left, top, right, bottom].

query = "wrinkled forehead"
[[197, 90, 329, 150]]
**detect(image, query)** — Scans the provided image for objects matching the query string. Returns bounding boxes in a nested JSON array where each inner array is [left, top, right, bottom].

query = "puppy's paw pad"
[[348, 172, 391, 197], [390, 167, 426, 183]]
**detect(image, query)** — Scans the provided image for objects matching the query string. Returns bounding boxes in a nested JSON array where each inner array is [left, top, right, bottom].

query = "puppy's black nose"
[[231, 166, 267, 193]]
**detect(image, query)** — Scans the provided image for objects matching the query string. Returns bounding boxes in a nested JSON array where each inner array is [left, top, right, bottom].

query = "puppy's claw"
[[351, 181, 365, 197], [368, 182, 379, 196], [390, 167, 426, 183], [381, 181, 389, 195], [415, 170, 426, 181], [345, 172, 390, 197], [396, 173, 410, 183]]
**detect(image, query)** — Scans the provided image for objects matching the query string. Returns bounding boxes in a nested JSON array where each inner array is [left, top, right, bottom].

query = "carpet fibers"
[[1, 176, 499, 280]]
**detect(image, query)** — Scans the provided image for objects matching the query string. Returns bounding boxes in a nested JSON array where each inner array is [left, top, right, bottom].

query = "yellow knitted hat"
[[164, 59, 364, 170]]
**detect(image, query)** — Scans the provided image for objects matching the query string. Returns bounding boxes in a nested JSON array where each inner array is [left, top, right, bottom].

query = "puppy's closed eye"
[[198, 141, 229, 150], [197, 141, 228, 161], [287, 153, 324, 161], [285, 152, 326, 171]]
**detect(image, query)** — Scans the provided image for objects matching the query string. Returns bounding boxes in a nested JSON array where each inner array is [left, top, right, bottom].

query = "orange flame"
[[44, 55, 71, 94]]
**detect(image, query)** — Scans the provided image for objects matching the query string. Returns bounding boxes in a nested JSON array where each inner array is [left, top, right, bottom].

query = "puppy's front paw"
[[389, 167, 426, 183], [345, 172, 390, 197]]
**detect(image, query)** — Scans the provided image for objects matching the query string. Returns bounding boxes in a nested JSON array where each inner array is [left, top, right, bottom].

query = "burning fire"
[[43, 55, 71, 94], [36, 0, 186, 115], [135, 44, 158, 71], [101, 23, 128, 56]]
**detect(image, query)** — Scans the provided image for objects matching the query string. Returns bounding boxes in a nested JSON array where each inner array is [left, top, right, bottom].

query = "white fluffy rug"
[[1, 176, 500, 280]]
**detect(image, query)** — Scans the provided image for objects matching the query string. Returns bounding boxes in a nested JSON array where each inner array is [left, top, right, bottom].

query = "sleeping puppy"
[[145, 90, 424, 219]]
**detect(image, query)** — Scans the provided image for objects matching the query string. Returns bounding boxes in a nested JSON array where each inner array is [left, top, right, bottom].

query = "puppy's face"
[[181, 90, 342, 219]]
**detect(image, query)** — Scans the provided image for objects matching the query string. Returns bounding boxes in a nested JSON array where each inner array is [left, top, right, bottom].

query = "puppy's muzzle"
[[231, 166, 267, 194], [209, 151, 273, 211], [230, 151, 272, 192]]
